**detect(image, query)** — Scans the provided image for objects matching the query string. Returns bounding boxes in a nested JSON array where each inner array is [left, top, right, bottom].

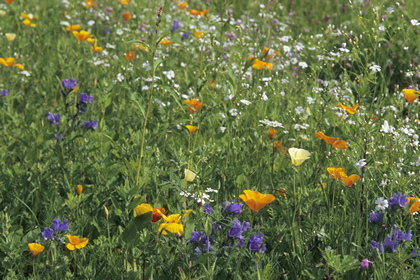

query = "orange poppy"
[[247, 57, 273, 70], [159, 39, 172, 46], [184, 99, 204, 113], [340, 174, 360, 187], [152, 208, 167, 223], [194, 29, 206, 39], [122, 12, 132, 21], [186, 125, 197, 134], [91, 45, 103, 53], [66, 235, 89, 250], [178, 2, 188, 11], [125, 51, 135, 61], [337, 102, 359, 114], [66, 24, 81, 32], [5, 0, 15, 3], [402, 89, 420, 103], [239, 190, 276, 212], [28, 243, 44, 255], [314, 132, 338, 145], [273, 141, 287, 154], [75, 184, 83, 195], [262, 47, 280, 59], [72, 30, 93, 42], [332, 140, 348, 149], [83, 0, 95, 8], [268, 129, 277, 140]]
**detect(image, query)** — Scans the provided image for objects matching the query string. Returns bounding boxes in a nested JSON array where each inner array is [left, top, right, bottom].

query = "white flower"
[[116, 73, 125, 82], [240, 99, 252, 105], [259, 119, 283, 127], [410, 19, 420, 26], [163, 70, 175, 80], [288, 148, 310, 166], [354, 159, 367, 168], [220, 127, 226, 133], [229, 108, 238, 116], [369, 64, 381, 72], [375, 197, 388, 211], [380, 120, 395, 134]]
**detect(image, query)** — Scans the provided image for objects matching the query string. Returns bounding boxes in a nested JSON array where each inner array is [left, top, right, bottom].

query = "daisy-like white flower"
[[354, 159, 367, 168], [375, 197, 388, 211]]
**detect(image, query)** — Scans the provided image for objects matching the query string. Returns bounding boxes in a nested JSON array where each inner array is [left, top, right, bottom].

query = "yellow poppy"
[[288, 148, 310, 166], [327, 168, 347, 180], [66, 235, 89, 250], [337, 102, 359, 114], [156, 210, 184, 236], [239, 190, 276, 212], [72, 30, 93, 42], [184, 169, 196, 182], [186, 125, 197, 134], [66, 25, 80, 32], [0, 57, 24, 70], [159, 39, 172, 46], [340, 173, 360, 187], [134, 203, 153, 216], [402, 89, 420, 103], [23, 19, 36, 27], [194, 29, 206, 39], [91, 45, 103, 53], [407, 198, 420, 214], [5, 33, 16, 42], [28, 243, 44, 256]]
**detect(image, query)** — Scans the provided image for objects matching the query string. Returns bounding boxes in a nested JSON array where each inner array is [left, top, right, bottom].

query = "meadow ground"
[[0, 0, 419, 279]]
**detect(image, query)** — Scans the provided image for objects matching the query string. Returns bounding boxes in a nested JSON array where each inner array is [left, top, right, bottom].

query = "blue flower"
[[368, 211, 384, 224], [54, 134, 63, 141], [47, 112, 61, 126], [203, 203, 213, 214], [387, 193, 408, 208], [61, 78, 77, 95], [383, 236, 399, 252], [391, 225, 412, 241], [228, 220, 249, 238], [369, 240, 383, 253], [41, 227, 54, 239], [83, 119, 98, 130], [190, 230, 202, 242], [171, 20, 180, 32], [1, 89, 8, 97], [79, 93, 93, 103], [222, 201, 243, 214], [41, 219, 69, 240]]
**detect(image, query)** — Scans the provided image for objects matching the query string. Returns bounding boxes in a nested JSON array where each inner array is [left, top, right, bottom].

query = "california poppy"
[[184, 169, 196, 182], [184, 99, 204, 113], [156, 210, 184, 236], [159, 39, 172, 46], [248, 57, 273, 70], [288, 148, 310, 166], [66, 235, 89, 250], [66, 25, 81, 32], [239, 190, 275, 212], [314, 132, 337, 145], [262, 47, 280, 59], [268, 129, 276, 140], [75, 184, 83, 195], [332, 140, 348, 149], [340, 173, 360, 187], [91, 45, 103, 53], [5, 33, 16, 42], [327, 168, 346, 180], [72, 30, 93, 42], [28, 243, 44, 255], [122, 12, 132, 21], [402, 89, 419, 103], [337, 102, 359, 114], [186, 125, 197, 134], [83, 0, 95, 8], [273, 141, 287, 154], [193, 29, 206, 39], [0, 57, 24, 70], [178, 2, 188, 11], [125, 51, 135, 61]]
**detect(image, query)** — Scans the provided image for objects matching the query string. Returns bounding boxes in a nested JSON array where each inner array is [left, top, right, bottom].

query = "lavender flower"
[[190, 230, 203, 242], [171, 20, 180, 32], [383, 236, 399, 252], [48, 112, 61, 126], [391, 225, 412, 242], [79, 93, 93, 103], [368, 211, 384, 224], [54, 134, 63, 141], [1, 89, 8, 97], [370, 240, 383, 253], [387, 193, 408, 208], [83, 119, 98, 130], [204, 203, 213, 214], [61, 78, 77, 95], [360, 259, 374, 270], [41, 228, 54, 239], [228, 220, 250, 238], [42, 218, 70, 240]]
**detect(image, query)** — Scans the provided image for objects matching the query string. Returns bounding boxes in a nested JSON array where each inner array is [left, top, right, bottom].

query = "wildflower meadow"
[[1, 0, 420, 279]]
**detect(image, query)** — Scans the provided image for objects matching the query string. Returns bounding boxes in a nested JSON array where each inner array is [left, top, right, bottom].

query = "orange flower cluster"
[[184, 99, 204, 114], [327, 167, 360, 187], [188, 9, 209, 17], [314, 132, 348, 149]]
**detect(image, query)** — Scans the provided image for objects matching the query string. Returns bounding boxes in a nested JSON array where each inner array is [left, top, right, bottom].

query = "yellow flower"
[[337, 102, 359, 114], [75, 184, 83, 195], [5, 33, 16, 42], [134, 203, 153, 216], [194, 29, 206, 39], [247, 57, 273, 70], [184, 169, 196, 182], [28, 243, 44, 256], [159, 39, 172, 46], [72, 30, 93, 42], [91, 45, 103, 53], [156, 210, 184, 236], [402, 89, 420, 103], [288, 148, 310, 166], [131, 43, 149, 51], [186, 125, 197, 134], [340, 173, 360, 187], [178, 2, 188, 11], [262, 47, 280, 59], [23, 19, 36, 27], [0, 57, 24, 70], [327, 168, 347, 180], [66, 24, 81, 32], [21, 12, 37, 20], [239, 190, 275, 212], [268, 129, 277, 140], [184, 99, 204, 113], [66, 235, 89, 250]]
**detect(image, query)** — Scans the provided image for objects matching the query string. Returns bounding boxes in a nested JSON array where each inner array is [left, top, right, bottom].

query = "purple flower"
[[83, 119, 98, 130], [383, 236, 399, 252], [370, 240, 383, 253], [387, 193, 408, 208], [236, 235, 245, 247], [41, 228, 54, 239], [410, 247, 419, 257], [48, 112, 61, 126], [360, 258, 374, 270], [194, 247, 201, 256], [228, 220, 249, 238], [181, 32, 190, 39], [52, 219, 69, 232], [54, 134, 63, 141], [203, 203, 213, 214], [79, 93, 93, 103], [171, 20, 180, 32], [248, 232, 265, 252], [222, 201, 243, 214], [391, 225, 412, 241], [1, 89, 8, 97], [190, 230, 202, 242], [368, 211, 384, 224], [61, 78, 77, 95]]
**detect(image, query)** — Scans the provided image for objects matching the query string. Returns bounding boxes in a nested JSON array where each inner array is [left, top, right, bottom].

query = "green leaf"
[[121, 212, 152, 243]]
